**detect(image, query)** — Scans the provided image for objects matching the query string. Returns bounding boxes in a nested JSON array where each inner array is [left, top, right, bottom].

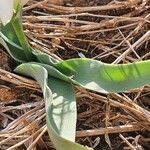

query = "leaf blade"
[[15, 63, 87, 150], [55, 58, 150, 93]]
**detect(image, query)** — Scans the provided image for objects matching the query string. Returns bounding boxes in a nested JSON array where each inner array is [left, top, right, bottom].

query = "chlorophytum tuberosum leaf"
[[34, 53, 150, 93], [15, 63, 87, 150]]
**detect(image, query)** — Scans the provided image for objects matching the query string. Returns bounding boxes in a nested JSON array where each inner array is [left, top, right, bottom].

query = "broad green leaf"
[[33, 53, 150, 93], [15, 63, 87, 150], [54, 58, 150, 93]]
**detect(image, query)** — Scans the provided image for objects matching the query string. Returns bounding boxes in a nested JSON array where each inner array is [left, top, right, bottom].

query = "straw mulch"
[[0, 0, 150, 149]]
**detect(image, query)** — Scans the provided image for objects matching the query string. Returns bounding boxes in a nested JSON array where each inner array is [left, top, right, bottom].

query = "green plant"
[[0, 1, 150, 150]]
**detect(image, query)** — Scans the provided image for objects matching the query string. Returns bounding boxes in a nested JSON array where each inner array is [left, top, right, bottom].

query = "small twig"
[[105, 101, 112, 149], [76, 124, 143, 138], [113, 30, 150, 64], [7, 125, 47, 150], [117, 28, 141, 60], [119, 134, 136, 150], [26, 126, 47, 150], [40, 1, 138, 14], [0, 68, 40, 91], [23, 0, 48, 11]]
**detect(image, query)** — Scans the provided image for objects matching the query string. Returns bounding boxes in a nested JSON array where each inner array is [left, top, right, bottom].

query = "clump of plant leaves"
[[0, 1, 150, 150]]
